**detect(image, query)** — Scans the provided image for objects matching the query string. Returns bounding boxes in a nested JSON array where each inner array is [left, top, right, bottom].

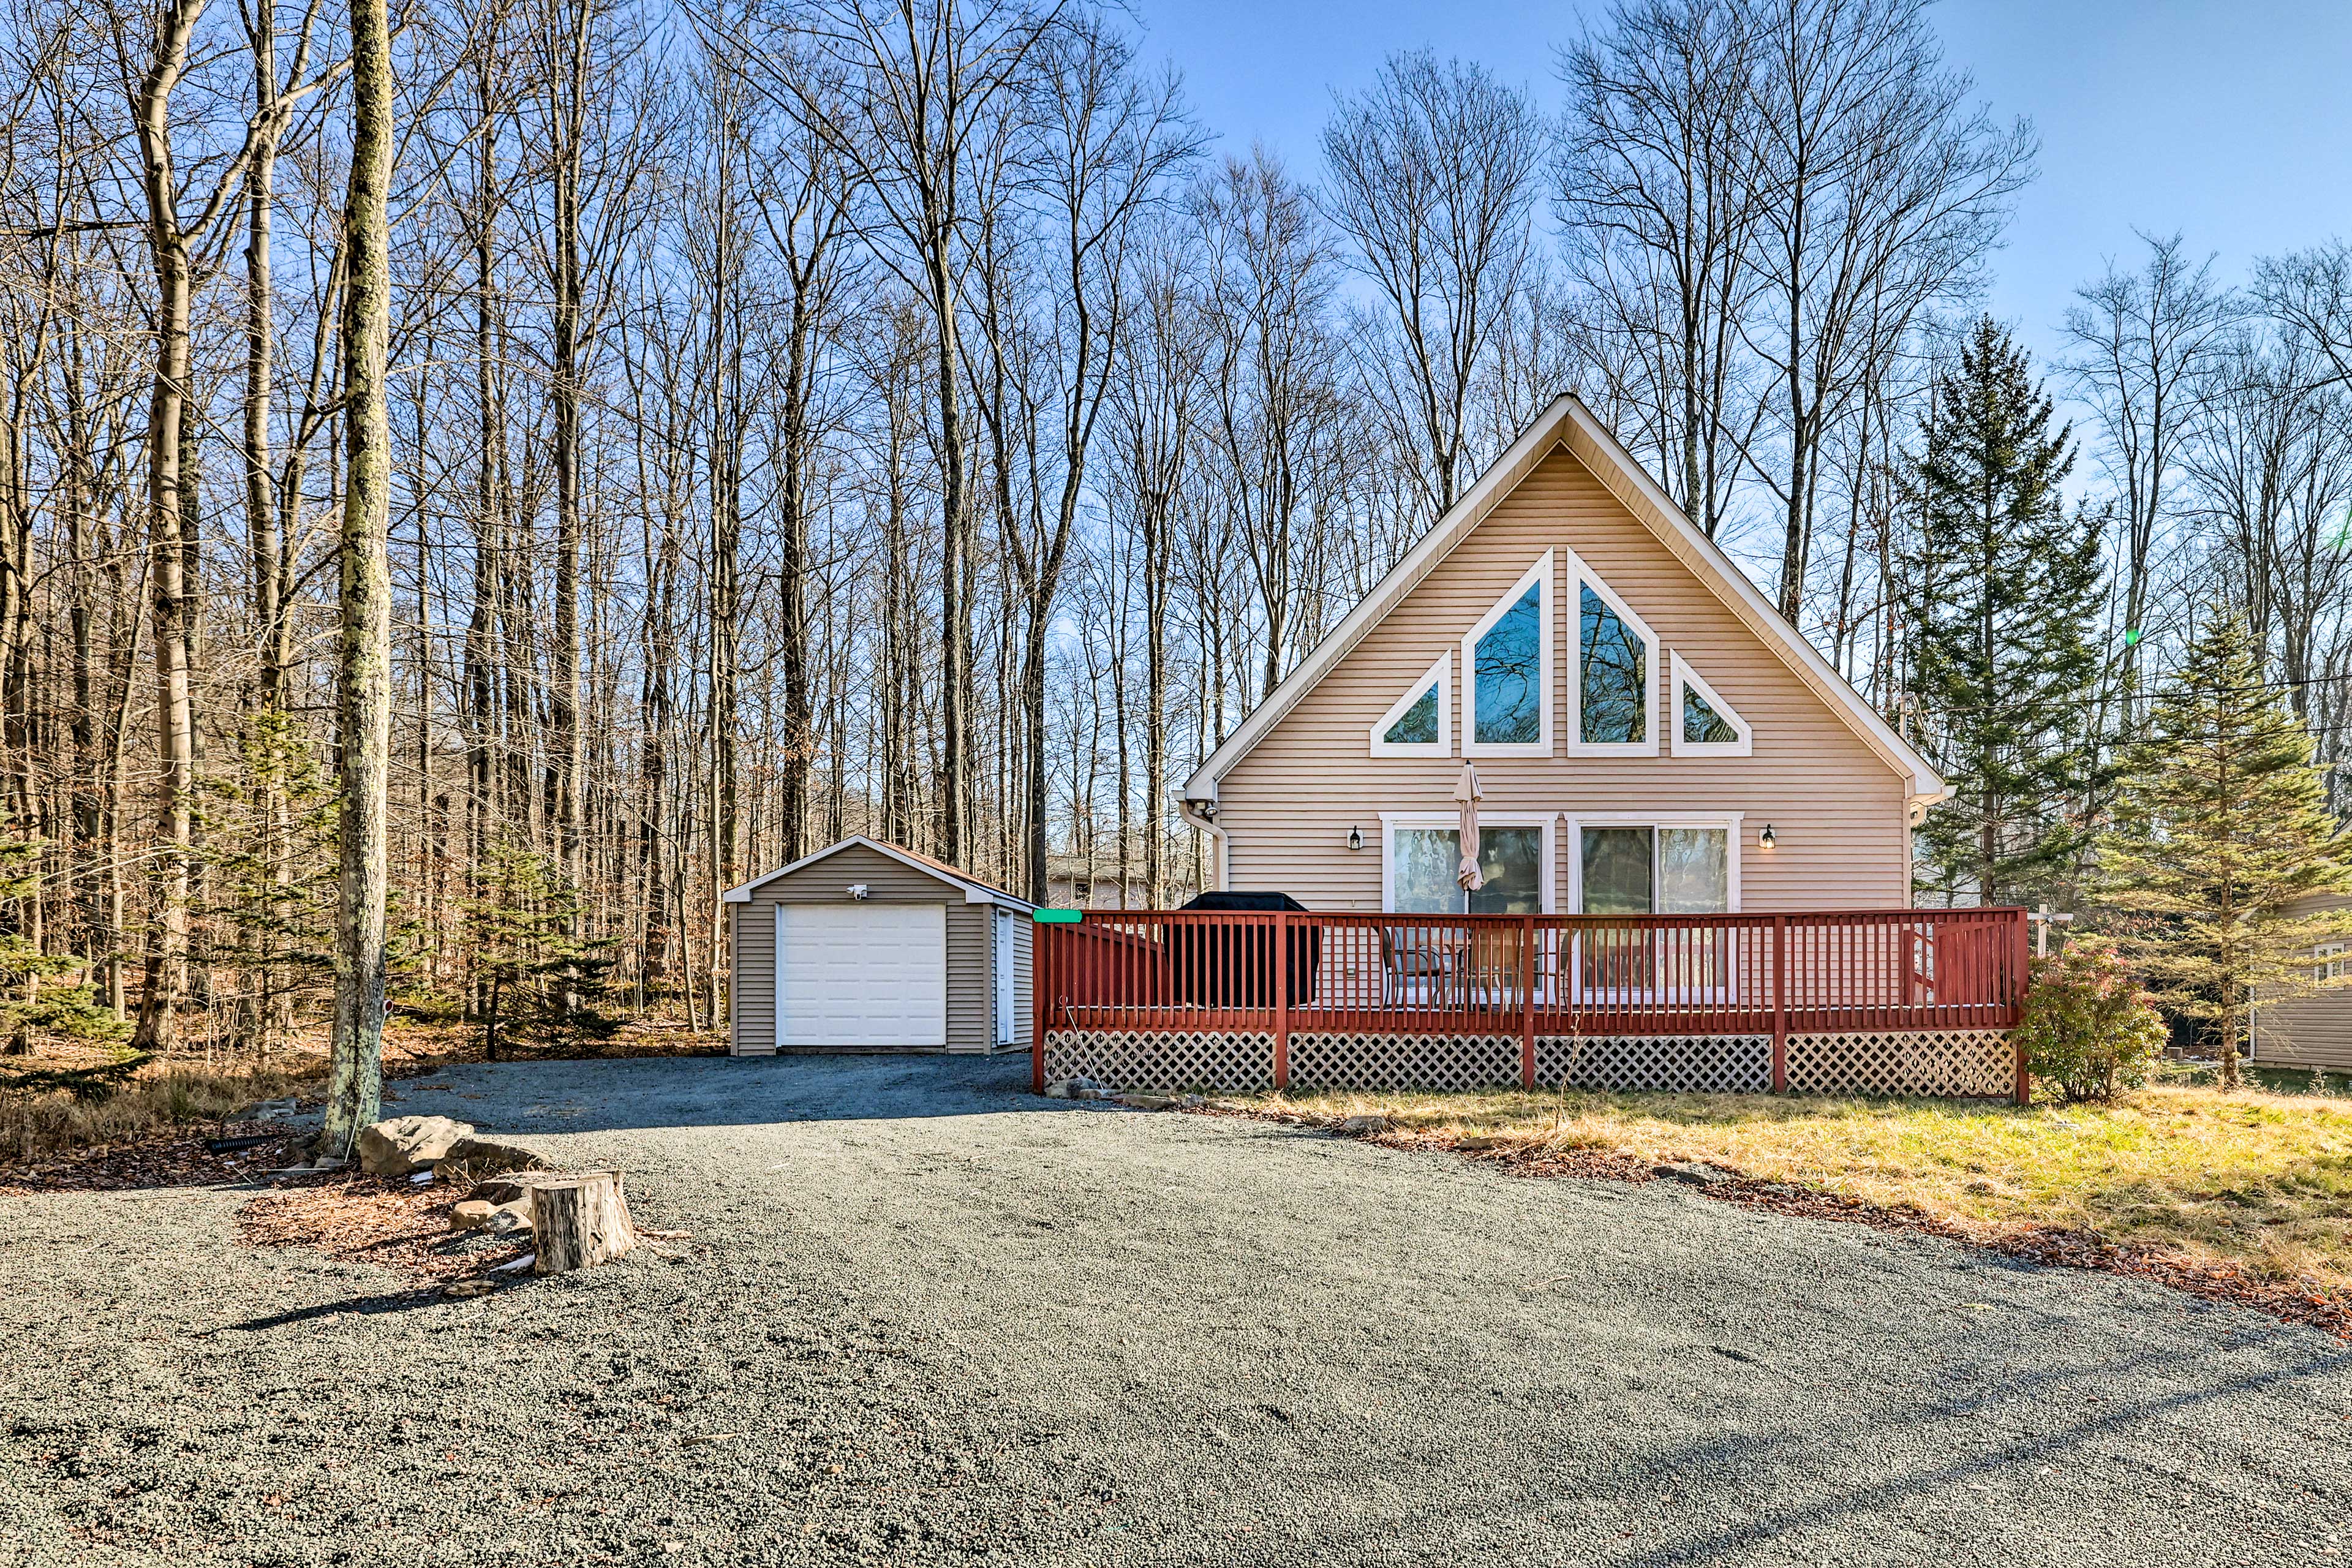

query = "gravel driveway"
[[4, 1054, 2349, 1567]]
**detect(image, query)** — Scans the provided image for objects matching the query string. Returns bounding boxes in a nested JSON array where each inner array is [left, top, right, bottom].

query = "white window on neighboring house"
[[1461, 552, 1553, 757], [1370, 652, 1451, 758], [2317, 943, 2347, 981], [1670, 652, 1752, 758], [1566, 548, 1659, 756]]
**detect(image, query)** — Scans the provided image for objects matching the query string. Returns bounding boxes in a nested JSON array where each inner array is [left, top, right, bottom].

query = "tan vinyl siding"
[[1216, 443, 1910, 912], [2254, 892, 2352, 1070], [944, 903, 990, 1051], [728, 841, 1026, 1054], [1014, 913, 1034, 1044]]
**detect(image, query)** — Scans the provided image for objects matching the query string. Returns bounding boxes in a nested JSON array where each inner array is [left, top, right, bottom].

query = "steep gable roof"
[[720, 835, 1035, 909], [1179, 394, 1945, 807]]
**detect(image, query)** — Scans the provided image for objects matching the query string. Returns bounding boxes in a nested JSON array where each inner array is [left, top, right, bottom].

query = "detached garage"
[[723, 837, 1033, 1055]]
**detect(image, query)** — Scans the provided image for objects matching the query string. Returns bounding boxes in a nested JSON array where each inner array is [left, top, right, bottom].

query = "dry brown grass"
[[1, 1058, 319, 1169], [1, 1009, 723, 1172], [1254, 1083, 2352, 1287]]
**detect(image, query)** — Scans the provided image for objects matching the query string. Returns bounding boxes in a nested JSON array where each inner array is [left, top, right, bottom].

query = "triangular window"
[[1670, 652, 1751, 756], [1369, 652, 1450, 757], [1566, 549, 1658, 755], [1461, 552, 1553, 756]]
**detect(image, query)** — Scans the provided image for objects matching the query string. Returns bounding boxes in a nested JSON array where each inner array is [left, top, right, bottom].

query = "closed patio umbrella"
[[1453, 764, 1484, 894]]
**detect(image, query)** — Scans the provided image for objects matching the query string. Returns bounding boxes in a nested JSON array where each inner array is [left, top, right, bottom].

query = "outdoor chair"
[[1379, 925, 1467, 1007]]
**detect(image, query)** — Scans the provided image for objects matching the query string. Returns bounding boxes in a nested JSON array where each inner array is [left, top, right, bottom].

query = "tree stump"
[[529, 1170, 637, 1273]]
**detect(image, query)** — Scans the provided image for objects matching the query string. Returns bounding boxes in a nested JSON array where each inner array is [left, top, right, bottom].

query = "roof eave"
[[719, 835, 1036, 910], [1179, 394, 1578, 804]]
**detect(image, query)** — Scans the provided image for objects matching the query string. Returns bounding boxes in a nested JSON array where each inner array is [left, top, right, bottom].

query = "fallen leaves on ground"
[[0, 1121, 305, 1195], [238, 1175, 527, 1283]]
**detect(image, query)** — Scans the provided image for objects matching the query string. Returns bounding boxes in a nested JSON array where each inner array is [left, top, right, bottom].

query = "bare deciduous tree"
[[1322, 50, 1544, 517]]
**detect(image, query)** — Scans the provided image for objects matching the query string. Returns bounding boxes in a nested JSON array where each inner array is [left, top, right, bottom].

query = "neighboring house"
[[2252, 892, 2352, 1071], [722, 837, 1032, 1057], [1177, 394, 1949, 916], [1044, 861, 1147, 910]]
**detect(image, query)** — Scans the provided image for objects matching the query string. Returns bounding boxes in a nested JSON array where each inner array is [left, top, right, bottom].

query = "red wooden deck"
[[1031, 907, 2031, 1101]]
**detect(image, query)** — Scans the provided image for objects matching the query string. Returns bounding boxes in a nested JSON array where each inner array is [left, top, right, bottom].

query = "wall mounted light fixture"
[[1758, 824, 1777, 849], [847, 883, 871, 900], [1348, 826, 1364, 851]]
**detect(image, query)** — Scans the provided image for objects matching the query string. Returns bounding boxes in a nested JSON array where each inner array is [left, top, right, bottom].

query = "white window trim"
[[1565, 547, 1660, 757], [1561, 813, 1743, 914], [1369, 651, 1452, 758], [1378, 811, 1557, 913], [2317, 942, 2347, 982], [1669, 652, 1753, 758], [1461, 551, 1554, 758]]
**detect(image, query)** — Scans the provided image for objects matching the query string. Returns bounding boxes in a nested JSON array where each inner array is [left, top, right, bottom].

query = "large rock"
[[433, 1137, 546, 1182], [450, 1196, 533, 1234], [356, 1115, 473, 1177], [469, 1170, 564, 1206]]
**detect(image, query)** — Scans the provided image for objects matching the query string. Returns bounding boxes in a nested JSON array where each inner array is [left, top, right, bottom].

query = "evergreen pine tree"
[[1904, 317, 2107, 906], [205, 710, 340, 1050], [465, 842, 616, 1061], [0, 837, 130, 1060], [2098, 605, 2352, 1087]]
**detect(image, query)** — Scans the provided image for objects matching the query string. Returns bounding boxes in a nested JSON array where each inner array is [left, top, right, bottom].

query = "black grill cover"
[[1173, 891, 1319, 1006]]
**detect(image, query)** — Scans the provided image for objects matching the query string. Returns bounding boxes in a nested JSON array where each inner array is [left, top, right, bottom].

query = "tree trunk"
[[130, 72, 198, 1057], [530, 1170, 636, 1272], [322, 0, 396, 1153], [548, 0, 590, 1001]]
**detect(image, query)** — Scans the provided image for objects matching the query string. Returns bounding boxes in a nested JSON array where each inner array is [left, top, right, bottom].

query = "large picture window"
[[1461, 552, 1553, 757], [1384, 817, 1553, 914], [1565, 549, 1658, 755], [1567, 817, 1738, 914], [1568, 816, 1740, 1000]]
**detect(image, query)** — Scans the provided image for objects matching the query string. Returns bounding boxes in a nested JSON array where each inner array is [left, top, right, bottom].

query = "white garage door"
[[777, 903, 947, 1049]]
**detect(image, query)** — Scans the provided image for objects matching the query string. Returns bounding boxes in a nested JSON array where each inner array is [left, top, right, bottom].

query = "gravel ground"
[[4, 1054, 2350, 1568]]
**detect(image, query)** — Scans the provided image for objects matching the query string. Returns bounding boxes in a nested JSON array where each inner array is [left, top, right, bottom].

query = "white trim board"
[[721, 834, 1034, 910], [1175, 394, 1945, 814]]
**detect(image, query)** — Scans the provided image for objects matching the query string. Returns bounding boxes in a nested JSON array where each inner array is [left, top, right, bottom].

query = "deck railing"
[[1031, 906, 2030, 1096]]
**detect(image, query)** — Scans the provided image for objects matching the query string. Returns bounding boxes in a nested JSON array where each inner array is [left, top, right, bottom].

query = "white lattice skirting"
[[1787, 1030, 2014, 1098], [1042, 1030, 1275, 1093], [1042, 1027, 2016, 1098], [1290, 1034, 1520, 1092], [1537, 1035, 1774, 1094]]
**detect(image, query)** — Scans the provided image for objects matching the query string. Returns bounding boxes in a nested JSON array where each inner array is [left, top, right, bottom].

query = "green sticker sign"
[[1033, 908, 1083, 924]]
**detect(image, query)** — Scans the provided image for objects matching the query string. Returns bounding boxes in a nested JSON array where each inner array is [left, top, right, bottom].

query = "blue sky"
[[1137, 0, 2352, 369]]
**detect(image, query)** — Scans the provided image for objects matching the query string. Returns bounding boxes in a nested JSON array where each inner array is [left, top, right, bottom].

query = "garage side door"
[[777, 903, 947, 1049]]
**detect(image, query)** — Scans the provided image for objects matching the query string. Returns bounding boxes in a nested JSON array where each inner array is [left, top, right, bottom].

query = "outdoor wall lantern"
[[846, 883, 871, 900], [1758, 824, 1776, 850], [1347, 826, 1364, 852]]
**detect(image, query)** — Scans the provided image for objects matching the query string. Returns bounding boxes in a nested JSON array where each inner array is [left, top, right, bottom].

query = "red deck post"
[[1272, 911, 1291, 1090], [1520, 914, 1537, 1090], [2013, 907, 2032, 1106], [1771, 914, 1789, 1093], [1031, 922, 1048, 1094]]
